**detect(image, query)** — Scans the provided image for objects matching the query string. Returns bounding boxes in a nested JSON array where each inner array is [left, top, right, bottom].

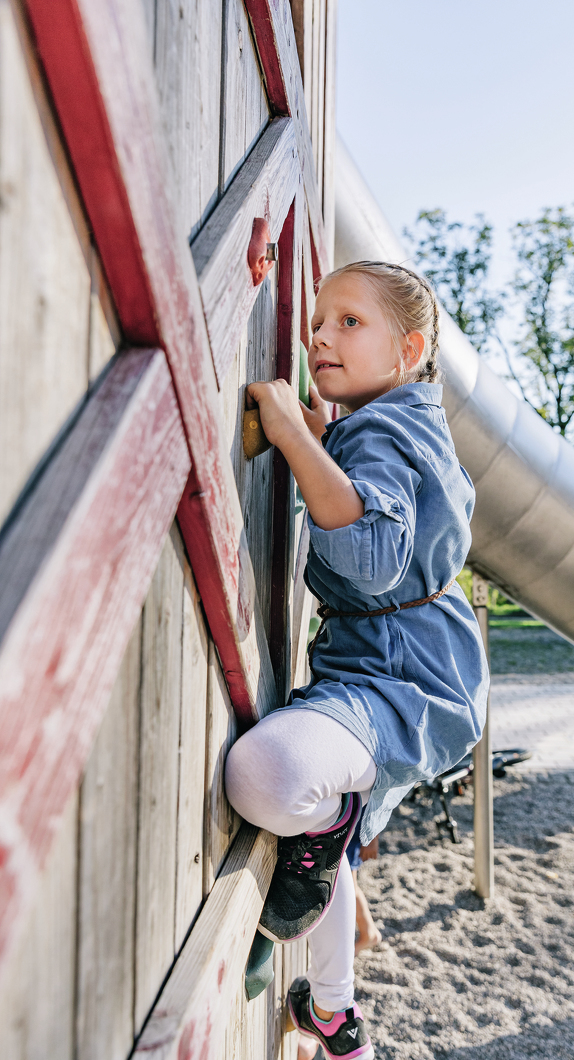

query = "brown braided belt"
[[308, 577, 456, 669]]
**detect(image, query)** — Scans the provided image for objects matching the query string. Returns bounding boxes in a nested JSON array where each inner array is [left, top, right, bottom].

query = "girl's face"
[[308, 273, 424, 412]]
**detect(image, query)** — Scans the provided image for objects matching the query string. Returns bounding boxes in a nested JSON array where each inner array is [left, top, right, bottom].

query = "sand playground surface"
[[314, 673, 574, 1059]]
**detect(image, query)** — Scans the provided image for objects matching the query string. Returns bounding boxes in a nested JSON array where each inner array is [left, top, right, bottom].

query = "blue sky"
[[336, 0, 574, 284]]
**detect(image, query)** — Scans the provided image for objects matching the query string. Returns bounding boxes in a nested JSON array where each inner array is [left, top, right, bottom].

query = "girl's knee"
[[225, 723, 308, 832]]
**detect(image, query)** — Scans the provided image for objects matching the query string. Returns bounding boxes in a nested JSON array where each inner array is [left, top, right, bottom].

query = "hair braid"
[[320, 260, 441, 384]]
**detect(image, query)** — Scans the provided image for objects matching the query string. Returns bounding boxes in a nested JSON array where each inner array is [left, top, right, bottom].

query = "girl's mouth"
[[315, 362, 342, 372]]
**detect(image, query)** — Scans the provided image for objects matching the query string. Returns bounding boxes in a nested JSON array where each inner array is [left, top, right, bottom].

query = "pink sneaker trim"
[[306, 792, 355, 838]]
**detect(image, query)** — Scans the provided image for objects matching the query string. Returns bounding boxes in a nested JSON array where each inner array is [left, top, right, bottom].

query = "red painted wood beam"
[[244, 0, 330, 275], [24, 0, 273, 727], [0, 350, 190, 967]]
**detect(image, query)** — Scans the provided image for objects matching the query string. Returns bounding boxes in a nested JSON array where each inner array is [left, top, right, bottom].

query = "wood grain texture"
[[281, 939, 308, 1060], [135, 527, 185, 1032], [203, 642, 240, 896], [309, 0, 326, 205], [175, 558, 209, 950], [270, 194, 303, 697], [25, 0, 280, 727], [0, 348, 190, 969], [222, 0, 269, 190], [192, 116, 299, 384], [321, 0, 337, 263], [0, 791, 78, 1060], [0, 0, 90, 524], [155, 0, 222, 240], [76, 618, 141, 1060], [218, 273, 278, 640], [88, 243, 120, 382], [290, 516, 313, 689], [243, 0, 330, 273], [134, 823, 276, 1060]]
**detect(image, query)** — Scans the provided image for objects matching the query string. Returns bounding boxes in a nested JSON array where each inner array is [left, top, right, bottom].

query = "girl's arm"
[[247, 379, 364, 531]]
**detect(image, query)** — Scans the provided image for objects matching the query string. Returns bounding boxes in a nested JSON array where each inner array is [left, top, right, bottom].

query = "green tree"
[[404, 209, 504, 355], [510, 207, 574, 437]]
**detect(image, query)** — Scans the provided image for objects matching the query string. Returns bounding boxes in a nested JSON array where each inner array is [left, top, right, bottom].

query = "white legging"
[[225, 708, 377, 1011]]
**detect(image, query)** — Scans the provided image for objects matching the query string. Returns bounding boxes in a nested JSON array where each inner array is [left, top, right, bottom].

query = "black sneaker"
[[288, 977, 374, 1060], [258, 792, 361, 943]]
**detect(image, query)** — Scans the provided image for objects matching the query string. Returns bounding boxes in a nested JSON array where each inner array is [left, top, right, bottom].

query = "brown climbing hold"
[[243, 407, 271, 459]]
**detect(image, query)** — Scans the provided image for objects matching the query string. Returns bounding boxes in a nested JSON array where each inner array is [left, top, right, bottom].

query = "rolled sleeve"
[[308, 409, 423, 596], [308, 480, 413, 595]]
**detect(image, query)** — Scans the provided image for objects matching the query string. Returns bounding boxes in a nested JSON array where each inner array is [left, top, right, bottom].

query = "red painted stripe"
[[26, 0, 158, 344], [243, 0, 289, 114]]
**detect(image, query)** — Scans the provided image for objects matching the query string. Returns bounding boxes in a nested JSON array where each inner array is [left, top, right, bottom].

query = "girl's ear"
[[402, 330, 425, 371]]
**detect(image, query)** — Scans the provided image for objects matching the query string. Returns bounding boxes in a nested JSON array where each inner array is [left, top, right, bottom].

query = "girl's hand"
[[300, 385, 333, 442], [246, 379, 307, 449]]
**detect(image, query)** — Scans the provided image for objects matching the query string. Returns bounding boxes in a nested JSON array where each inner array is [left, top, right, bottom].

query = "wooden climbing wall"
[[0, 0, 336, 1057]]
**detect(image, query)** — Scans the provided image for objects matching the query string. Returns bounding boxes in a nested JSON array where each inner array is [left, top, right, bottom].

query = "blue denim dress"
[[286, 382, 489, 844]]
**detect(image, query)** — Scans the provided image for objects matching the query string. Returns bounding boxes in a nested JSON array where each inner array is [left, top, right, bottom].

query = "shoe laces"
[[278, 834, 324, 875]]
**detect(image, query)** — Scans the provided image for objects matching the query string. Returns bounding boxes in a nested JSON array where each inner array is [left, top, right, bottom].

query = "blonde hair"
[[320, 261, 440, 385]]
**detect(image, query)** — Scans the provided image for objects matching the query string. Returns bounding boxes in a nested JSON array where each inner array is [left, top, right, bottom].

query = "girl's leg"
[[354, 875, 382, 956], [306, 853, 356, 1011], [225, 708, 376, 836]]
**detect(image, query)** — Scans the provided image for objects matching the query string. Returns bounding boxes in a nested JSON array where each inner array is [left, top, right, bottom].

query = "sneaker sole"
[[287, 996, 375, 1060], [259, 794, 362, 944]]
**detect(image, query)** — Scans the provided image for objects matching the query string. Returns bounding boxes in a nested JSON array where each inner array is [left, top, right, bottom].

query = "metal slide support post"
[[472, 572, 494, 898]]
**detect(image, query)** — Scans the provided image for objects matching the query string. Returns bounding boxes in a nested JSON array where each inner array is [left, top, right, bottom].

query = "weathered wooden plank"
[[0, 791, 78, 1060], [0, 0, 90, 524], [135, 527, 185, 1032], [218, 272, 278, 640], [26, 0, 279, 727], [290, 0, 312, 109], [76, 618, 141, 1060], [281, 939, 308, 1060], [0, 348, 189, 969], [222, 0, 269, 190], [192, 116, 299, 384], [321, 0, 337, 263], [310, 0, 326, 203], [243, 0, 330, 273], [134, 823, 276, 1060], [203, 641, 240, 896], [175, 555, 209, 950], [88, 243, 120, 382], [270, 194, 303, 697], [155, 0, 222, 240], [290, 517, 313, 689]]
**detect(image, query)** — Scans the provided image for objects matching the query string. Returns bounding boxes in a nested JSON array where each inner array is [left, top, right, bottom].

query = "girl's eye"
[[312, 323, 322, 333], [344, 316, 358, 327]]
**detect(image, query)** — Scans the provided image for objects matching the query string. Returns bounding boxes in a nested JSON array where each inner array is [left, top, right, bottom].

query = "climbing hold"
[[245, 930, 275, 1001], [243, 407, 271, 459], [299, 340, 311, 407]]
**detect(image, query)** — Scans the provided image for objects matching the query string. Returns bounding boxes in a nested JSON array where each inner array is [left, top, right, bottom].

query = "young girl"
[[226, 261, 489, 1060]]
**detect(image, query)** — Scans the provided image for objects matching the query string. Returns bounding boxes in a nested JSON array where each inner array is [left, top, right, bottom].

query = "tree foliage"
[[404, 209, 503, 355], [406, 206, 574, 440], [511, 207, 574, 437]]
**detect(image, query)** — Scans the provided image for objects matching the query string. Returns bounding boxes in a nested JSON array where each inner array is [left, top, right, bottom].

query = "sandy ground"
[[345, 672, 574, 1058]]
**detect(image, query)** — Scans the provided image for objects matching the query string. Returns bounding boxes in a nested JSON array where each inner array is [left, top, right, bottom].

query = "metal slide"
[[335, 139, 574, 644]]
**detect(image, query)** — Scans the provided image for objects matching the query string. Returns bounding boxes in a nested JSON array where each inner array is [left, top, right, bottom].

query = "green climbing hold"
[[299, 340, 310, 407], [245, 930, 275, 1001]]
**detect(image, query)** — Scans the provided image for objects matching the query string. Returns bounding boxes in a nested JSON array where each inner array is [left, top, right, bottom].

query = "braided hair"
[[319, 261, 441, 384]]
